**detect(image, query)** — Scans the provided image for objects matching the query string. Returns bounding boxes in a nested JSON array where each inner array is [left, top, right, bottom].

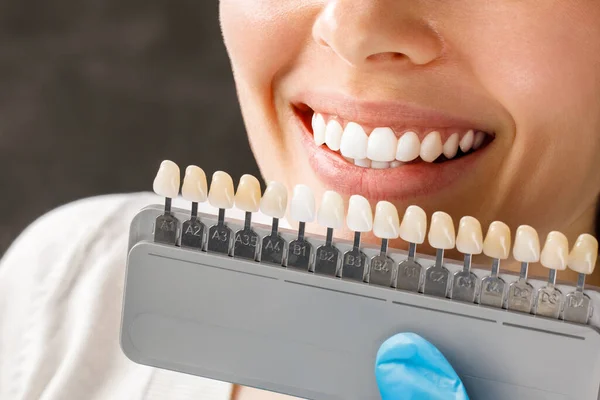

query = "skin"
[[219, 1, 600, 396]]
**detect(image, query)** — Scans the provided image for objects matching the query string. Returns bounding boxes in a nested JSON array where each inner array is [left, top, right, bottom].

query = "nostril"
[[367, 52, 408, 63]]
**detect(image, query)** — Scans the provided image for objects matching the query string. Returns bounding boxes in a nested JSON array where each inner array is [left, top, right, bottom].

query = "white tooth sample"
[[420, 131, 443, 162], [456, 216, 483, 255], [153, 160, 180, 198], [459, 130, 474, 152], [312, 113, 326, 146], [390, 161, 404, 168], [317, 190, 345, 229], [290, 184, 316, 222], [354, 158, 371, 168], [473, 131, 486, 150], [398, 205, 427, 244], [208, 171, 234, 209], [259, 181, 288, 218], [483, 221, 511, 259], [371, 161, 390, 169], [512, 225, 541, 263], [373, 201, 400, 239], [340, 122, 368, 159], [443, 133, 460, 159], [396, 131, 421, 162], [234, 174, 261, 212], [567, 233, 598, 275], [428, 211, 456, 249], [325, 119, 343, 151], [367, 127, 397, 162], [346, 195, 373, 232], [540, 231, 569, 271], [181, 165, 207, 202]]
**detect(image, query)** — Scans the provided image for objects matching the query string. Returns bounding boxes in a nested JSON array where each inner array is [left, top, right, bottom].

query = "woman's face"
[[220, 1, 600, 280]]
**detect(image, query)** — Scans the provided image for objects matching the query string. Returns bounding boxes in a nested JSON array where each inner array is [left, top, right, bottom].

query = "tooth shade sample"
[[568, 233, 598, 275], [367, 127, 397, 162], [512, 225, 541, 263], [398, 205, 427, 244], [539, 231, 569, 271], [420, 131, 443, 162], [346, 195, 373, 232], [317, 191, 345, 229], [428, 212, 456, 249], [473, 131, 486, 150], [181, 165, 207, 202], [290, 184, 316, 223], [234, 174, 262, 212], [260, 181, 288, 219], [153, 160, 180, 198], [456, 216, 483, 255], [483, 221, 511, 259], [312, 113, 326, 146], [325, 120, 343, 151], [459, 130, 474, 152], [373, 201, 400, 239], [208, 171, 235, 209], [340, 122, 368, 159], [443, 133, 460, 159], [395, 132, 420, 162]]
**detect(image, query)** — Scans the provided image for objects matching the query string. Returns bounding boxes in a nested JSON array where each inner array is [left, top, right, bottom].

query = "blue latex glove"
[[375, 333, 469, 400]]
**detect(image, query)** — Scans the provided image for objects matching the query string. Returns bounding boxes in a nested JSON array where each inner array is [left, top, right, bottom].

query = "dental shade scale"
[[533, 231, 568, 318], [286, 184, 314, 270], [396, 205, 427, 292], [563, 233, 598, 324], [423, 211, 455, 297], [367, 201, 400, 288], [506, 225, 539, 313], [479, 221, 511, 308], [180, 166, 208, 250], [450, 216, 483, 303], [314, 191, 343, 277], [152, 160, 181, 245], [206, 171, 235, 255], [232, 175, 262, 261], [259, 182, 289, 266], [340, 195, 372, 282]]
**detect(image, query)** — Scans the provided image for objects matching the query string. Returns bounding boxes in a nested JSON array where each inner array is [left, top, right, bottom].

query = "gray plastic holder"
[[121, 205, 600, 400]]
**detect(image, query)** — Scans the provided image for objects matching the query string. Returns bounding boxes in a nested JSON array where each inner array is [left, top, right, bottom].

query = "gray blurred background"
[[0, 0, 259, 254]]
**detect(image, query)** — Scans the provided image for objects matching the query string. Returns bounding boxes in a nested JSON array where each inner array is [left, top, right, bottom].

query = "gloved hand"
[[375, 332, 469, 400]]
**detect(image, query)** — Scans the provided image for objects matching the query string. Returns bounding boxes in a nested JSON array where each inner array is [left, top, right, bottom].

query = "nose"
[[312, 0, 443, 67]]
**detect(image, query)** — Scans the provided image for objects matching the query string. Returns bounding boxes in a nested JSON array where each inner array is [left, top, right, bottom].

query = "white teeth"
[[354, 158, 371, 168], [346, 195, 373, 232], [459, 130, 474, 152], [367, 127, 397, 162], [373, 201, 400, 239], [312, 113, 326, 146], [395, 131, 421, 162], [442, 133, 460, 159], [428, 211, 456, 249], [456, 216, 484, 255], [540, 231, 569, 271], [290, 184, 316, 223], [483, 221, 511, 260], [181, 165, 207, 203], [234, 174, 262, 213], [567, 233, 598, 275], [325, 120, 343, 151], [371, 161, 390, 169], [259, 181, 288, 219], [153, 160, 180, 199], [473, 131, 486, 150], [398, 205, 427, 244], [340, 122, 368, 159], [512, 225, 541, 263], [317, 190, 345, 229], [420, 131, 443, 163], [208, 171, 235, 209]]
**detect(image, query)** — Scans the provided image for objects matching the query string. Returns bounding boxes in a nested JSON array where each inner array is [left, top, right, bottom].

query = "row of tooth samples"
[[152, 161, 599, 324], [312, 113, 489, 168]]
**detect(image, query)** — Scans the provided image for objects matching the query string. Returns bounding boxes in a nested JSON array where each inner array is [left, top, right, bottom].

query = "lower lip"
[[293, 111, 487, 201]]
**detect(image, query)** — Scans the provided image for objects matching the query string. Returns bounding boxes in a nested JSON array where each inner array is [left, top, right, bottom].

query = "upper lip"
[[292, 92, 494, 133]]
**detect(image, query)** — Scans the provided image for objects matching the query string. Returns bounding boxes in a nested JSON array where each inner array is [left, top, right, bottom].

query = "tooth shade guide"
[[286, 221, 313, 271], [423, 249, 450, 298], [260, 217, 287, 266], [314, 228, 341, 277], [207, 208, 233, 256], [233, 212, 260, 261], [367, 239, 397, 288], [341, 231, 368, 282], [506, 262, 535, 314], [450, 254, 479, 303]]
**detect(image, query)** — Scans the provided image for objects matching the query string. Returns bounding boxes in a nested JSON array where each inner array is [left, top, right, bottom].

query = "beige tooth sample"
[[459, 130, 474, 152], [340, 122, 368, 159], [208, 171, 235, 209], [346, 195, 373, 232], [540, 231, 569, 271], [373, 201, 400, 239], [312, 113, 326, 146], [483, 221, 511, 259], [317, 190, 345, 229], [568, 233, 598, 275], [395, 132, 420, 162], [181, 165, 208, 203], [512, 225, 541, 263], [260, 181, 288, 218], [234, 174, 262, 212], [399, 205, 427, 244], [428, 211, 456, 249], [456, 216, 483, 255], [443, 133, 460, 159], [420, 131, 443, 162], [325, 120, 343, 151], [290, 184, 316, 223], [153, 160, 181, 199], [367, 127, 397, 162]]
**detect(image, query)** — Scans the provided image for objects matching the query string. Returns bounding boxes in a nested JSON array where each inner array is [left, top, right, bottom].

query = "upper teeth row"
[[312, 113, 487, 165]]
